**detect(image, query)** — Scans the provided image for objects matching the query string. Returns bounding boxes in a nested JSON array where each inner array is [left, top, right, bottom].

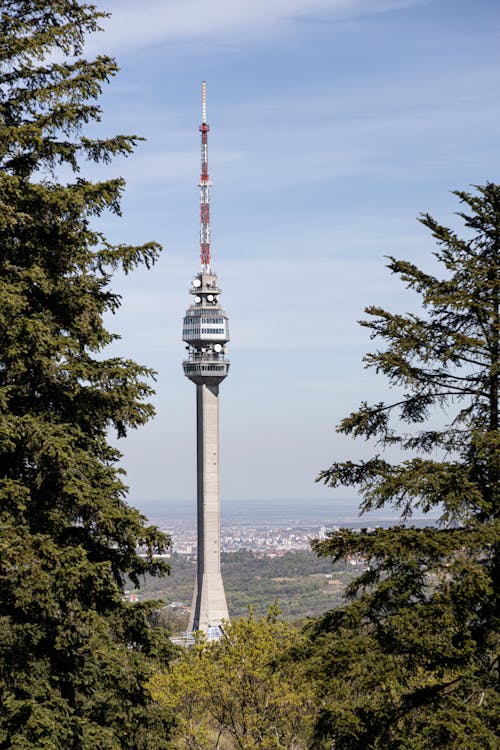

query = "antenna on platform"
[[199, 81, 211, 272]]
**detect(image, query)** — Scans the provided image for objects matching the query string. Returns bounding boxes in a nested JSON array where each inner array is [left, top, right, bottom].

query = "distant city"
[[146, 504, 440, 558], [150, 518, 327, 556]]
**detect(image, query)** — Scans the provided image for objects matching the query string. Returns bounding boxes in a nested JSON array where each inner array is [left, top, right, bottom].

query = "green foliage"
[[149, 608, 317, 750], [308, 185, 500, 749], [0, 2, 174, 746]]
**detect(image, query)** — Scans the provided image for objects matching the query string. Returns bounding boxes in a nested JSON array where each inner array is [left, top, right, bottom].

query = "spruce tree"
[[307, 185, 499, 749], [0, 2, 173, 746]]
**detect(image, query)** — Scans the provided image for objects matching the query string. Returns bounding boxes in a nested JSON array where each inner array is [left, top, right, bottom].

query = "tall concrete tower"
[[182, 82, 230, 638]]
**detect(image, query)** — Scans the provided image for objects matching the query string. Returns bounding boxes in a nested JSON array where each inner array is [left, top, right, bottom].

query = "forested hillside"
[[135, 549, 359, 626]]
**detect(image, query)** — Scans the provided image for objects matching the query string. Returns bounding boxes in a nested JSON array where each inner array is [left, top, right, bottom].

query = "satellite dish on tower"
[[213, 344, 222, 352], [193, 278, 201, 288], [194, 296, 201, 303]]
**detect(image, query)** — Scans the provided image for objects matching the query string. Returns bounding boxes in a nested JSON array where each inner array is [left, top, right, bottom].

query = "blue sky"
[[83, 0, 499, 515]]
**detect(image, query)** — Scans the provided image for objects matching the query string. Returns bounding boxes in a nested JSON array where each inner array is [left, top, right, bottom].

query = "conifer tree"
[[0, 2, 173, 746], [308, 185, 499, 749]]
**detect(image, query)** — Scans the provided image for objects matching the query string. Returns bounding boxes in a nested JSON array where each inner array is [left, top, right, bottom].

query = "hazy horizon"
[[137, 496, 441, 525]]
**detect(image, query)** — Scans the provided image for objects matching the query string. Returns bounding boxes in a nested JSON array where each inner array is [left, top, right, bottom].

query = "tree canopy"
[[149, 608, 316, 750], [307, 185, 500, 749], [0, 2, 173, 746]]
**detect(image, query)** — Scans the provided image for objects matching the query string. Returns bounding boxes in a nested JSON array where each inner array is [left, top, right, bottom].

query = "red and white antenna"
[[199, 81, 211, 272]]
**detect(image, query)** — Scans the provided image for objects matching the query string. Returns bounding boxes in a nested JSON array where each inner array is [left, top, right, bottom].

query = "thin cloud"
[[94, 0, 426, 50]]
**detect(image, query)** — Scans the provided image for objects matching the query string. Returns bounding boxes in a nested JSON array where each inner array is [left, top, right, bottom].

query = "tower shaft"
[[188, 384, 229, 633]]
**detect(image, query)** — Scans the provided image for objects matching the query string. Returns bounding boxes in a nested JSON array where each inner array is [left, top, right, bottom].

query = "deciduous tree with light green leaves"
[[0, 2, 174, 747], [306, 184, 500, 749], [149, 609, 317, 750]]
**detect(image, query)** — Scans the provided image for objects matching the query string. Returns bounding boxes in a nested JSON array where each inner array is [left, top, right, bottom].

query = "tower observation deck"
[[182, 83, 229, 639]]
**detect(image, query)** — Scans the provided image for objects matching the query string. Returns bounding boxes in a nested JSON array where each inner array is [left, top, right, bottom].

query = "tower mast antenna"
[[199, 81, 211, 272]]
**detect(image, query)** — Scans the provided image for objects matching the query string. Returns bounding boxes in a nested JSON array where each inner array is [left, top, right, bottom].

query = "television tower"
[[182, 82, 230, 638]]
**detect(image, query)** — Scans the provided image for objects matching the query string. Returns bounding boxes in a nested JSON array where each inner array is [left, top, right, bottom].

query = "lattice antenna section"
[[199, 81, 211, 271]]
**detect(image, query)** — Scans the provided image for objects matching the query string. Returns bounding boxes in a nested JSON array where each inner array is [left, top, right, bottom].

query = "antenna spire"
[[201, 80, 207, 124], [199, 81, 211, 271]]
